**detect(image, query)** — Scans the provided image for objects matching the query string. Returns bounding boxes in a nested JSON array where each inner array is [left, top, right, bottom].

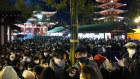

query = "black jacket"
[[39, 59, 70, 79], [39, 67, 56, 79], [121, 53, 140, 79], [68, 60, 103, 79]]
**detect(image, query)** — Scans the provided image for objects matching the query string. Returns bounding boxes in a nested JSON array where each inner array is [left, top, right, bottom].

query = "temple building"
[[94, 0, 127, 22], [15, 11, 58, 35], [0, 0, 23, 45]]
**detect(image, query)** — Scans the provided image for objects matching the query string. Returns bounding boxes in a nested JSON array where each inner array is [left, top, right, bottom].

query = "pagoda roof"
[[33, 11, 57, 17], [96, 0, 120, 3], [27, 17, 38, 22], [95, 8, 127, 15], [98, 2, 126, 9], [94, 16, 124, 20]]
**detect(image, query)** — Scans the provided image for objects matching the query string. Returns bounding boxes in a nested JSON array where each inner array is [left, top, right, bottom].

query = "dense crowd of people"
[[0, 36, 140, 79]]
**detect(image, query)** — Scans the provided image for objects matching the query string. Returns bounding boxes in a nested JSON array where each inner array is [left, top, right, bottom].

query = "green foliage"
[[0, 0, 15, 11], [97, 20, 105, 24], [43, 0, 67, 10], [36, 5, 42, 12], [43, 0, 97, 25], [107, 15, 115, 22], [50, 16, 56, 22], [15, 0, 33, 19], [137, 0, 140, 5]]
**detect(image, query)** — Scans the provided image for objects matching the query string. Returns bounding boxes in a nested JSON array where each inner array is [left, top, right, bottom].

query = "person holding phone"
[[68, 45, 103, 79], [117, 42, 140, 79]]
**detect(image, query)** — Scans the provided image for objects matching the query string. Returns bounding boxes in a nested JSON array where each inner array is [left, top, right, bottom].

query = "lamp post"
[[134, 17, 140, 27], [135, 16, 140, 23], [70, 0, 79, 65]]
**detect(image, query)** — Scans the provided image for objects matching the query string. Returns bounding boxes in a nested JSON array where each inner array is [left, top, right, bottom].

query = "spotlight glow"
[[37, 14, 43, 19]]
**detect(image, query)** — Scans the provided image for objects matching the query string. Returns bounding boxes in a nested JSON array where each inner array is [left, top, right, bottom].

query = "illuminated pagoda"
[[15, 11, 58, 35], [94, 0, 127, 22]]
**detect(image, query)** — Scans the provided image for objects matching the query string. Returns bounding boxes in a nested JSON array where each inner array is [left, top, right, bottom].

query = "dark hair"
[[87, 53, 93, 58], [44, 49, 51, 53], [33, 56, 39, 60], [24, 53, 30, 57], [75, 45, 87, 54], [42, 60, 49, 64], [13, 66, 21, 76], [81, 66, 100, 79], [52, 48, 67, 60], [27, 64, 33, 68], [33, 65, 43, 75]]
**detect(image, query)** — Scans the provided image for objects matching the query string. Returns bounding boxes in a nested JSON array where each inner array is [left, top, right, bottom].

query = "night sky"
[[2, 0, 140, 24]]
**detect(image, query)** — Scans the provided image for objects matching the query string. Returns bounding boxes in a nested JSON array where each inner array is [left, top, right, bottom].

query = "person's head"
[[94, 54, 106, 67], [43, 50, 50, 57], [75, 45, 87, 58], [23, 54, 31, 62], [5, 54, 10, 59], [75, 45, 88, 64], [127, 48, 136, 55], [33, 65, 43, 79], [87, 54, 93, 60], [33, 57, 40, 64], [27, 64, 33, 71], [9, 54, 15, 61], [41, 60, 49, 68], [80, 66, 99, 79], [38, 54, 42, 59], [52, 48, 67, 67], [19, 64, 24, 71], [1, 53, 5, 58], [124, 42, 137, 55]]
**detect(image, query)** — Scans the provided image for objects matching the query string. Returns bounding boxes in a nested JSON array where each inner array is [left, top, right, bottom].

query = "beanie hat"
[[0, 66, 17, 79], [94, 55, 106, 67]]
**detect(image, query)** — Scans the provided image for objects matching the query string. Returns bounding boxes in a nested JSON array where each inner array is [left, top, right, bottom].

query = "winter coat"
[[39, 59, 70, 79], [69, 59, 103, 79], [121, 53, 140, 79], [0, 66, 17, 79]]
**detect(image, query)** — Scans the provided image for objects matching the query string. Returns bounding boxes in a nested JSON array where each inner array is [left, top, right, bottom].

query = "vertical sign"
[[7, 26, 10, 42]]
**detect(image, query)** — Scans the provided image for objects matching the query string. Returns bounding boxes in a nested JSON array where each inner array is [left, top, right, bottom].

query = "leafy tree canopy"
[[15, 0, 34, 19], [43, 0, 97, 25]]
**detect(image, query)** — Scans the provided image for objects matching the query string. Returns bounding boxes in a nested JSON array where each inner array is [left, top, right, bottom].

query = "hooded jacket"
[[0, 66, 17, 79]]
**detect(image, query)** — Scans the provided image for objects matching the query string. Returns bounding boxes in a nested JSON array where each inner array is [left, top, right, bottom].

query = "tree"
[[125, 0, 140, 28], [107, 15, 115, 22], [15, 0, 33, 19], [137, 0, 140, 5], [43, 0, 97, 25]]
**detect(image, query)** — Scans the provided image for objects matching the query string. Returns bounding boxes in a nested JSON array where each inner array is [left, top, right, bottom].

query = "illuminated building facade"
[[15, 11, 58, 35]]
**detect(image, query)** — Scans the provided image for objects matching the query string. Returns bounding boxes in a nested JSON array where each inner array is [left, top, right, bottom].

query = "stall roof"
[[78, 22, 121, 33], [47, 22, 134, 33], [47, 26, 65, 33]]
